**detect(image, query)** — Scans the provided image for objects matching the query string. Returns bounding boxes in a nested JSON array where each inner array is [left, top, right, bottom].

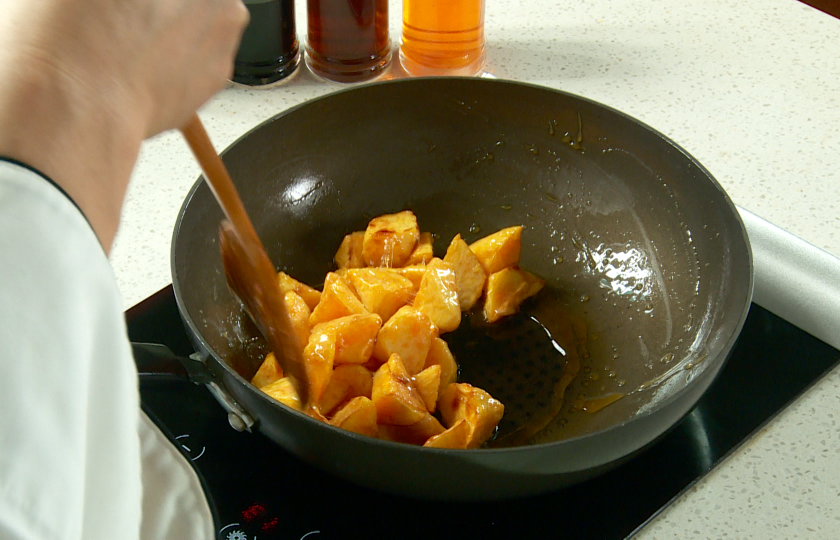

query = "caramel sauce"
[[573, 392, 625, 413], [489, 292, 585, 447], [446, 286, 595, 447]]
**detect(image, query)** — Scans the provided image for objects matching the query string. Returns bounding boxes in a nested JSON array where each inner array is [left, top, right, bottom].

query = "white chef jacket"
[[0, 159, 214, 539]]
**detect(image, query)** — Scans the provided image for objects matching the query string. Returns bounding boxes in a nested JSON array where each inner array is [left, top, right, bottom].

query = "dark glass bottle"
[[233, 0, 300, 86], [305, 0, 391, 83]]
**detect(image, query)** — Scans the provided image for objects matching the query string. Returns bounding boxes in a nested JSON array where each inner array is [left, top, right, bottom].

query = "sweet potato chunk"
[[406, 232, 434, 265], [371, 354, 427, 426], [251, 352, 284, 389], [388, 265, 427, 290], [309, 272, 367, 326], [444, 234, 487, 311], [378, 413, 445, 445], [277, 271, 322, 311], [372, 306, 436, 375], [362, 210, 420, 268], [484, 267, 545, 323], [257, 213, 545, 446], [423, 337, 458, 399], [334, 231, 365, 269], [469, 226, 523, 275], [303, 328, 336, 404], [260, 377, 302, 411], [424, 418, 470, 449], [438, 383, 504, 448], [329, 396, 379, 438], [308, 408, 329, 423], [413, 258, 461, 333], [361, 355, 387, 374], [311, 313, 381, 365], [346, 268, 414, 322], [413, 364, 441, 413], [283, 291, 312, 350], [319, 364, 374, 416]]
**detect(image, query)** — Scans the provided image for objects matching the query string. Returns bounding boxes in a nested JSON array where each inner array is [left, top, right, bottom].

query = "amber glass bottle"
[[233, 0, 300, 86], [306, 0, 392, 83], [400, 0, 486, 76]]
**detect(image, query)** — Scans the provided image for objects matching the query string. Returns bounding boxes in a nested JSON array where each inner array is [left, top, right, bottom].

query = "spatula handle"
[[180, 114, 257, 240], [179, 113, 312, 411]]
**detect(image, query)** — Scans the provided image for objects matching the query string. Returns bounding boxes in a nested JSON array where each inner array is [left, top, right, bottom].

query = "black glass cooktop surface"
[[127, 285, 840, 540]]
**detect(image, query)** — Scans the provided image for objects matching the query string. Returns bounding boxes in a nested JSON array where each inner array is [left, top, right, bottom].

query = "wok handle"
[[132, 342, 213, 383], [132, 342, 256, 432]]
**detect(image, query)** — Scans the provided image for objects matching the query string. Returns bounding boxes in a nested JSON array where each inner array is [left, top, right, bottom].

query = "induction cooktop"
[[128, 284, 840, 540]]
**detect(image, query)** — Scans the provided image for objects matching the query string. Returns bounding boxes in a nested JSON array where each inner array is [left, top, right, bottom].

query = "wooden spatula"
[[179, 114, 310, 410]]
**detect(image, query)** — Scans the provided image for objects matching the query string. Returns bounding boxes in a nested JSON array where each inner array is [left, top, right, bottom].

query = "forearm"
[[0, 19, 146, 252], [0, 0, 247, 254], [0, 51, 145, 253]]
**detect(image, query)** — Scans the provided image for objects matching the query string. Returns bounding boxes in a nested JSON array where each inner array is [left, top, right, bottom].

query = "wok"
[[171, 77, 752, 500]]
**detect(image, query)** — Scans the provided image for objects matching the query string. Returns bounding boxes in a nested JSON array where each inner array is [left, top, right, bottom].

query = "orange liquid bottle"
[[399, 0, 486, 76]]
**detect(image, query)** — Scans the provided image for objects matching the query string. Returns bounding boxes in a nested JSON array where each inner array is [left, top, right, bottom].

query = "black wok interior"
[[170, 78, 751, 498]]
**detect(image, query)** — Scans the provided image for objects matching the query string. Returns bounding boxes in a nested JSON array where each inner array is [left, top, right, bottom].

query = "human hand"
[[0, 0, 249, 251], [1, 0, 249, 136]]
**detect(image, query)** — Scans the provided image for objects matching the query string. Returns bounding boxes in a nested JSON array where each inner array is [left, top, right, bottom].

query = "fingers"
[[212, 0, 251, 90], [141, 0, 251, 136]]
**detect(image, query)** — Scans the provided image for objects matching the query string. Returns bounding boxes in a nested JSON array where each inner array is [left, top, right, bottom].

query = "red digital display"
[[241, 503, 266, 522]]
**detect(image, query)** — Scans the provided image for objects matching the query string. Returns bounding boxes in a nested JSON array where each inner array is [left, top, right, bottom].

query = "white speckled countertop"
[[111, 0, 840, 536]]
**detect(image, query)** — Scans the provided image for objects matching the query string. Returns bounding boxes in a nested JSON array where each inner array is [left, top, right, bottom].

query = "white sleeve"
[[0, 160, 213, 540]]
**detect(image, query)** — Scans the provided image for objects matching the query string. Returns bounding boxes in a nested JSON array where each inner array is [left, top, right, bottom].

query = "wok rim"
[[170, 76, 754, 458]]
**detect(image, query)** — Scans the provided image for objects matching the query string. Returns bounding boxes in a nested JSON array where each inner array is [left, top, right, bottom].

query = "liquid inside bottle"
[[306, 0, 392, 83], [400, 0, 486, 76], [233, 0, 300, 86]]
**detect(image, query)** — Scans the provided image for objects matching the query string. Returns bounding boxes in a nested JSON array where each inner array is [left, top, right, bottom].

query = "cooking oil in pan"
[[447, 285, 623, 447]]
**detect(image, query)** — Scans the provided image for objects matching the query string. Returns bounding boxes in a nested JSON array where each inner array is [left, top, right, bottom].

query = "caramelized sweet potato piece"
[[413, 258, 461, 333], [423, 337, 458, 398], [378, 413, 445, 445], [469, 226, 523, 275], [277, 271, 322, 311], [309, 272, 367, 326], [443, 234, 487, 311], [283, 291, 312, 349], [372, 306, 436, 375], [260, 377, 302, 411], [361, 355, 386, 373], [346, 268, 414, 322], [406, 232, 434, 265], [371, 354, 427, 425], [484, 267, 545, 323], [308, 407, 329, 423], [329, 396, 379, 438], [319, 364, 374, 416], [334, 231, 365, 269], [362, 210, 420, 268], [412, 364, 441, 413], [303, 328, 336, 404], [251, 352, 284, 389], [388, 265, 427, 290], [439, 383, 504, 448], [311, 313, 381, 365], [423, 418, 470, 449]]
